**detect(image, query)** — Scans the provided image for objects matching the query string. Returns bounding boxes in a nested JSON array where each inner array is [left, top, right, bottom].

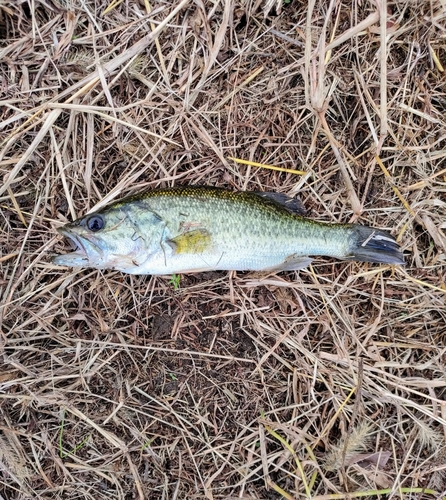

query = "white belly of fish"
[[121, 244, 312, 275]]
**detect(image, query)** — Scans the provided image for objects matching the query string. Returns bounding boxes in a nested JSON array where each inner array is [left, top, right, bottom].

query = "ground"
[[0, 0, 446, 499]]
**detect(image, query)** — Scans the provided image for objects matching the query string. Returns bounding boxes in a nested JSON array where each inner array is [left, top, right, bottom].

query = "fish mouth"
[[52, 227, 100, 267]]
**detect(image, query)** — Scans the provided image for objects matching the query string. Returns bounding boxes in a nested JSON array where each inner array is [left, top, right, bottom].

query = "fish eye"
[[86, 215, 105, 232]]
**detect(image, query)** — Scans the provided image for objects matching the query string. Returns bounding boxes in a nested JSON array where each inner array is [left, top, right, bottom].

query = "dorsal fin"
[[254, 192, 306, 216]]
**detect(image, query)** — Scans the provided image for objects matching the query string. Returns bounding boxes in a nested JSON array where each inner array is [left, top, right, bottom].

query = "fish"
[[52, 186, 405, 274]]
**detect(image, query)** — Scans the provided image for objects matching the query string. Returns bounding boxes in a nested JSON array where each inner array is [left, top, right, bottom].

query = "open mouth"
[[58, 228, 86, 253], [53, 225, 107, 268], [52, 228, 90, 266]]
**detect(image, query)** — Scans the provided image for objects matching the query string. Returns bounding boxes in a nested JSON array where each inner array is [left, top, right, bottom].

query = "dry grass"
[[1, 0, 446, 498]]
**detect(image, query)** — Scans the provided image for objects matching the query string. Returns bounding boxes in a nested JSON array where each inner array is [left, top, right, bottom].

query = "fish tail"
[[345, 225, 405, 265]]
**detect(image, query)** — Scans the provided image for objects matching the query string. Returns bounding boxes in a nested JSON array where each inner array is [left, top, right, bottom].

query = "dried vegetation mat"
[[1, 0, 446, 498]]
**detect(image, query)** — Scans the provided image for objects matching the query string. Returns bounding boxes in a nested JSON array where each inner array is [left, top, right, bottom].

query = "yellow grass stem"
[[228, 156, 306, 175], [314, 386, 357, 448], [264, 424, 311, 498], [102, 0, 124, 15], [398, 270, 446, 295], [429, 43, 444, 72]]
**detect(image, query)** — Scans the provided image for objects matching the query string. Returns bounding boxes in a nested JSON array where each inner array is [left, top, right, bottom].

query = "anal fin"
[[264, 254, 312, 272]]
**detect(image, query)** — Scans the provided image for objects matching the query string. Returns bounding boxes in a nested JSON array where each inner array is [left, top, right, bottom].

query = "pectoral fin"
[[264, 254, 312, 272], [167, 229, 212, 254]]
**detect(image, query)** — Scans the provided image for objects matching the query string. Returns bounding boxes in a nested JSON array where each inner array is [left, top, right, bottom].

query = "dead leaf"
[[347, 450, 391, 468]]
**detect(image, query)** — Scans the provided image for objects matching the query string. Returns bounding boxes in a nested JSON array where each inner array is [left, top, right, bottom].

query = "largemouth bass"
[[53, 186, 404, 274]]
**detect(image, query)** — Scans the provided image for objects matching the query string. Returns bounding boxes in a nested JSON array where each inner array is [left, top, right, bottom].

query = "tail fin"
[[346, 225, 405, 265]]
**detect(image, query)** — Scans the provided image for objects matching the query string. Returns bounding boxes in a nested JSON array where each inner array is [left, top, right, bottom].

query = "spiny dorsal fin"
[[254, 192, 306, 216]]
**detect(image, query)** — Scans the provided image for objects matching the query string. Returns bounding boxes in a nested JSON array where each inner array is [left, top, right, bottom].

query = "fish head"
[[52, 205, 162, 272]]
